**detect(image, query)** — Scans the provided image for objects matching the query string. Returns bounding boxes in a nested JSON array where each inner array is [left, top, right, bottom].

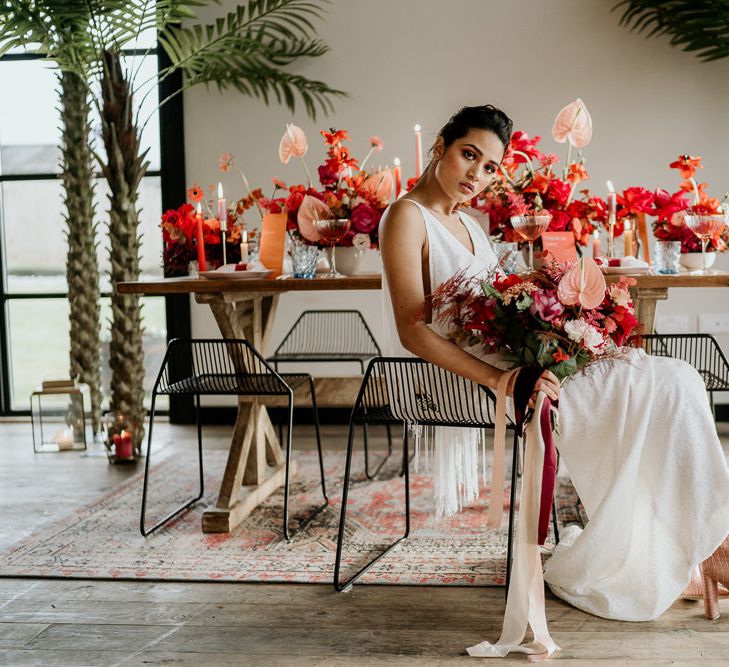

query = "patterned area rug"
[[1, 449, 584, 586]]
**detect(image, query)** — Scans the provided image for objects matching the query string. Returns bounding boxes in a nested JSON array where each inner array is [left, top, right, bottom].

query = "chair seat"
[[160, 372, 311, 396]]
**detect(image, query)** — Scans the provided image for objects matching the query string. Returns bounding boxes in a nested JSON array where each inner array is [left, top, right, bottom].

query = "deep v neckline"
[[417, 202, 477, 257]]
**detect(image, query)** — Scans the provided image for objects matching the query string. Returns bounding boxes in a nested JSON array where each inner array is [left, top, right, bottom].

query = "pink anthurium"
[[552, 99, 592, 149], [278, 123, 308, 164], [557, 256, 605, 309], [297, 195, 332, 242], [360, 170, 395, 205]]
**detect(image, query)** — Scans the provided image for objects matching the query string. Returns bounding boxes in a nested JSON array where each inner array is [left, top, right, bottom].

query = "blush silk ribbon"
[[468, 368, 560, 661]]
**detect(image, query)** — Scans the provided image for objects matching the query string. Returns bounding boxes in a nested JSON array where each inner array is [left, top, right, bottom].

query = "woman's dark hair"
[[437, 104, 513, 152]]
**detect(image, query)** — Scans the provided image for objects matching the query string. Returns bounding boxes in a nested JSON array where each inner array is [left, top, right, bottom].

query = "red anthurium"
[[618, 187, 654, 217]]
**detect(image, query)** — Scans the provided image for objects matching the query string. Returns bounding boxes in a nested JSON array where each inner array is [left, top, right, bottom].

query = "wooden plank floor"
[[1, 419, 728, 666]]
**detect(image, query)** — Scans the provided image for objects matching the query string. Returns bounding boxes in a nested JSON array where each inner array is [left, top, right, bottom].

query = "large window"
[[0, 43, 173, 414]]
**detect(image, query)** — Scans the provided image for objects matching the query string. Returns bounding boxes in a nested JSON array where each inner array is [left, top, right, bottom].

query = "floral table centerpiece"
[[652, 155, 728, 269], [477, 99, 603, 254]]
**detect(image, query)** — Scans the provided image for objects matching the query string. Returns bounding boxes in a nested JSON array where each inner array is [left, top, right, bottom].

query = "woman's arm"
[[380, 200, 506, 390]]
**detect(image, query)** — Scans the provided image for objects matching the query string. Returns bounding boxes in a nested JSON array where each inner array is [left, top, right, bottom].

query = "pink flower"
[[218, 152, 234, 173], [278, 123, 308, 164], [530, 290, 565, 322], [351, 203, 382, 234], [297, 195, 331, 242], [272, 177, 287, 190], [360, 170, 394, 206], [552, 98, 592, 148], [369, 136, 384, 151], [557, 257, 606, 310]]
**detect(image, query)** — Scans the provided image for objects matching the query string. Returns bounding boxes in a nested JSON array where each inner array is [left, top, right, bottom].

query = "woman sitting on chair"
[[378, 104, 729, 642]]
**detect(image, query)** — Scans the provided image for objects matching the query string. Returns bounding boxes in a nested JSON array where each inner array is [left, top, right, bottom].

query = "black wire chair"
[[140, 338, 327, 540], [333, 357, 560, 595], [631, 333, 729, 416], [269, 310, 393, 479]]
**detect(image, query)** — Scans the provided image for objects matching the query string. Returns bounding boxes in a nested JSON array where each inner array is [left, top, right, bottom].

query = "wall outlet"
[[698, 314, 729, 334], [655, 314, 692, 333]]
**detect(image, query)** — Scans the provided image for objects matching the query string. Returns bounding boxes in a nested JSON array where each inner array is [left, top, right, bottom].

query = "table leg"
[[630, 287, 668, 334], [195, 293, 289, 534]]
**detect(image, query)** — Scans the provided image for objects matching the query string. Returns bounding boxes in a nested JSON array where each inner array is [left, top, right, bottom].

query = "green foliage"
[[615, 0, 729, 62]]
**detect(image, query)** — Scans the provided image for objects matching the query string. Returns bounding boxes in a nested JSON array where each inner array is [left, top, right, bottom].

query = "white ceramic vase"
[[334, 246, 367, 275], [680, 252, 716, 271]]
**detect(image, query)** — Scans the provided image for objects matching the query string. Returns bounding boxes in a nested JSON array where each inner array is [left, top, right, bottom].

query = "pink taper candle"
[[195, 202, 207, 272], [393, 157, 402, 199], [414, 124, 423, 179], [592, 230, 600, 260]]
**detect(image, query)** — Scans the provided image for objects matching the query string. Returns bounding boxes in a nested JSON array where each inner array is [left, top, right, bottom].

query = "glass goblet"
[[510, 213, 552, 270], [313, 218, 351, 278], [684, 214, 726, 275]]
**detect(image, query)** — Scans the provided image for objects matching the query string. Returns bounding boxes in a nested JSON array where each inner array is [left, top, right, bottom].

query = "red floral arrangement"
[[265, 125, 393, 249], [160, 181, 254, 277], [651, 155, 727, 253], [431, 258, 640, 381]]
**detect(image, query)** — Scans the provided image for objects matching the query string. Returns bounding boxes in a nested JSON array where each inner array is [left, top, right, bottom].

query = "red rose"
[[286, 191, 305, 214], [351, 203, 381, 233], [548, 210, 571, 232], [545, 179, 571, 207]]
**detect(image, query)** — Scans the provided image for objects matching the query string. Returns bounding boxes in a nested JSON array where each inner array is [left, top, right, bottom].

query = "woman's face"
[[433, 128, 505, 204]]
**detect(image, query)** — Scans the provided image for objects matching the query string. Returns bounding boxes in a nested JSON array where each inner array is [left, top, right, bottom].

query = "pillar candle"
[[623, 219, 634, 257], [393, 157, 402, 199], [414, 124, 423, 179], [592, 230, 600, 260], [116, 429, 133, 459], [240, 230, 249, 264], [195, 202, 207, 272]]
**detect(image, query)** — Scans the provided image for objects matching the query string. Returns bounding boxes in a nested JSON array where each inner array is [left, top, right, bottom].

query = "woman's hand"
[[528, 369, 560, 407]]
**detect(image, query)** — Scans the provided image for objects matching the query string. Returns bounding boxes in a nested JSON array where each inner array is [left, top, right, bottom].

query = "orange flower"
[[566, 163, 589, 185], [523, 171, 549, 194], [187, 182, 204, 202], [552, 349, 570, 363], [272, 177, 287, 190], [321, 129, 350, 146], [218, 152, 234, 173], [669, 155, 703, 180]]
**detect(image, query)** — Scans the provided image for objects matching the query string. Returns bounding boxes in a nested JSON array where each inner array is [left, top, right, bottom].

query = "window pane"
[[0, 59, 62, 175], [3, 176, 163, 294], [8, 296, 167, 411]]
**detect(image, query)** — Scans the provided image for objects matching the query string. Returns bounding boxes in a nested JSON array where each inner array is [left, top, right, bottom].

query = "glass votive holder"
[[291, 238, 319, 278], [653, 240, 681, 274], [492, 241, 519, 274]]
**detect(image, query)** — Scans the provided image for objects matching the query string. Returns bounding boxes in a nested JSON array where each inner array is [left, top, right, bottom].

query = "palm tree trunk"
[[100, 50, 149, 455], [59, 70, 102, 434]]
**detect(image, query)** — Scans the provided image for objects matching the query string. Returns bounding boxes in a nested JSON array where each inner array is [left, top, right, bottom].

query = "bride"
[[378, 104, 729, 651]]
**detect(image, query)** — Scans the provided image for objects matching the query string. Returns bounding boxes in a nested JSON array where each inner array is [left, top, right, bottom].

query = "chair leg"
[[283, 392, 294, 541], [505, 430, 519, 597], [363, 421, 392, 480], [308, 376, 328, 501], [140, 393, 205, 537], [334, 423, 410, 592], [552, 493, 560, 545]]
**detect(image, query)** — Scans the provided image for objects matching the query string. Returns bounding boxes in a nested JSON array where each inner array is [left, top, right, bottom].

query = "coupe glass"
[[313, 218, 351, 278], [510, 213, 552, 270], [684, 214, 726, 275]]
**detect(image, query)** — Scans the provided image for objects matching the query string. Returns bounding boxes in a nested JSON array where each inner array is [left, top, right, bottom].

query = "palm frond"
[[615, 0, 729, 61]]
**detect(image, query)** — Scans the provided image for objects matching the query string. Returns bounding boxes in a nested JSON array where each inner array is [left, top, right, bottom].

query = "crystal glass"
[[653, 240, 681, 275], [492, 241, 519, 274], [510, 213, 551, 270], [291, 237, 319, 278], [684, 214, 726, 275], [313, 218, 351, 278]]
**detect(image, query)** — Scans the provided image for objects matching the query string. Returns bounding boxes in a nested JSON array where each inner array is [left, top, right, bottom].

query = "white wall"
[[183, 0, 729, 403]]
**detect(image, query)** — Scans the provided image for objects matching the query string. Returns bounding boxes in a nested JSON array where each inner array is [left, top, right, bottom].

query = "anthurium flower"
[[552, 99, 592, 148], [360, 170, 394, 206], [557, 257, 606, 310], [297, 194, 331, 242], [618, 187, 654, 217], [652, 188, 689, 222], [669, 155, 703, 180], [278, 123, 308, 164]]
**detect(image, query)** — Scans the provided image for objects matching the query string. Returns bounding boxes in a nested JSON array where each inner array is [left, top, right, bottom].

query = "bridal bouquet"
[[266, 125, 394, 249], [431, 258, 640, 381]]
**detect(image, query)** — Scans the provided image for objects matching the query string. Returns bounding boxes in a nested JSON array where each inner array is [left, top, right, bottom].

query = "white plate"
[[600, 265, 650, 275], [199, 269, 272, 280]]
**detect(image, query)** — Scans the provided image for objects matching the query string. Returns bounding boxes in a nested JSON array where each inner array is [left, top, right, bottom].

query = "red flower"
[[652, 188, 689, 222], [493, 273, 524, 292], [321, 129, 350, 146], [318, 163, 339, 187], [504, 131, 546, 165], [552, 349, 570, 363], [545, 179, 571, 207], [547, 209, 571, 232], [285, 190, 305, 214], [618, 187, 654, 217], [669, 155, 703, 180], [350, 203, 382, 234]]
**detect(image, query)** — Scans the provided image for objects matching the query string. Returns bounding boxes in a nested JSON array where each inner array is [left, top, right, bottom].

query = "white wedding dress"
[[379, 199, 729, 622]]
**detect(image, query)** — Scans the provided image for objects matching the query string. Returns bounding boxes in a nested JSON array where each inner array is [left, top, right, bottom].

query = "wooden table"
[[118, 270, 729, 532]]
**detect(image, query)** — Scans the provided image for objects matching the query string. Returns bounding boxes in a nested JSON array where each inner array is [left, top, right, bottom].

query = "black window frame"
[[0, 44, 191, 419]]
